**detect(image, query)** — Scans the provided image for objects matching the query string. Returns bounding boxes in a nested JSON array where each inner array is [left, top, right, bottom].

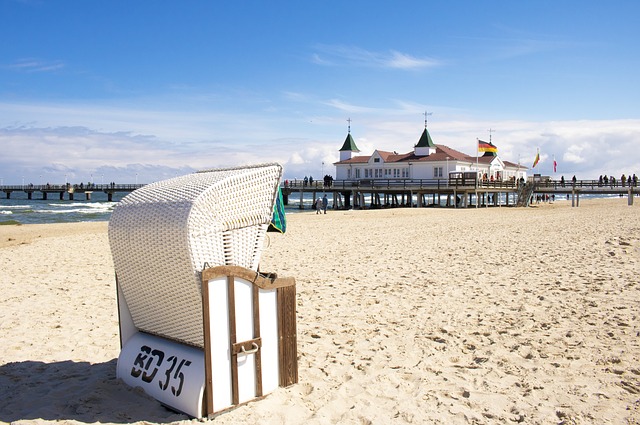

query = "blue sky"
[[1, 0, 639, 185]]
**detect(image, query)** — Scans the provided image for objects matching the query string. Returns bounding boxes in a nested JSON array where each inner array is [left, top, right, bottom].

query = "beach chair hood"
[[108, 163, 282, 347]]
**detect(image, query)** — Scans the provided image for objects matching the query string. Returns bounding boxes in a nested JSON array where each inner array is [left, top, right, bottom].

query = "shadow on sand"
[[0, 358, 188, 423]]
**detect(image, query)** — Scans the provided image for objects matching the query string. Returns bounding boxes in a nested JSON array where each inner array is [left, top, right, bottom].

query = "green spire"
[[339, 133, 360, 152], [415, 128, 435, 148]]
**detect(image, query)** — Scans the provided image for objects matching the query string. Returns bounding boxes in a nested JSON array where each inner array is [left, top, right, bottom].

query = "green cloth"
[[268, 187, 286, 233]]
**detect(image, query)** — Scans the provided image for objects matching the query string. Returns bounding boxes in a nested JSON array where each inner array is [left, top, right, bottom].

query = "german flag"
[[478, 140, 497, 153]]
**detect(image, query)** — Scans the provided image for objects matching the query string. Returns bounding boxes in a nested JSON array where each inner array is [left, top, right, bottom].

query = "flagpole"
[[476, 138, 479, 208], [476, 138, 479, 180]]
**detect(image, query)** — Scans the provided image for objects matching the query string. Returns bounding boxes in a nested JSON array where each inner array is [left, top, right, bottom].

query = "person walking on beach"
[[322, 194, 328, 214], [315, 196, 322, 214]]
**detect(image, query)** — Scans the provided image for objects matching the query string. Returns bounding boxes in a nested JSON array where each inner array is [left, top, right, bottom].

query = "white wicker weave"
[[108, 163, 282, 348]]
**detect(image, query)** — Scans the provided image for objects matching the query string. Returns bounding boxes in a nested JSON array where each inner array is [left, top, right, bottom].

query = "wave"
[[0, 204, 32, 209], [48, 202, 117, 209], [41, 207, 114, 215], [41, 202, 116, 215], [1, 209, 34, 215]]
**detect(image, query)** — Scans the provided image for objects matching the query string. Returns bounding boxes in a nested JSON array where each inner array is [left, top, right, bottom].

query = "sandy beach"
[[1, 198, 639, 424]]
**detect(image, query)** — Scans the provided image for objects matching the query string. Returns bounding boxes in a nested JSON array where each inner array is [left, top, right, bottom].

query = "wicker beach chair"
[[108, 163, 297, 418]]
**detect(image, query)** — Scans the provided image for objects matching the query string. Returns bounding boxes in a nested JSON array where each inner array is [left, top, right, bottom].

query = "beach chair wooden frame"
[[108, 163, 298, 418], [200, 266, 297, 416]]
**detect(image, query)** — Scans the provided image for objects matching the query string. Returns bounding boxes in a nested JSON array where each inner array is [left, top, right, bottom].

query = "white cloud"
[[310, 53, 333, 66], [323, 99, 381, 114], [1, 97, 638, 184], [288, 152, 305, 165], [387, 50, 440, 69], [312, 44, 441, 70], [4, 58, 65, 73], [564, 145, 586, 164]]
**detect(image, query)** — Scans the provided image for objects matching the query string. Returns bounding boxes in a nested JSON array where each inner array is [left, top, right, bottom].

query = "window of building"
[[433, 167, 443, 178], [373, 158, 380, 163]]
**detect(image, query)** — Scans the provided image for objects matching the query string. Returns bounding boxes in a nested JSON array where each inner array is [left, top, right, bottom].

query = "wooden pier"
[[281, 177, 638, 209], [1, 178, 637, 208], [0, 183, 144, 202]]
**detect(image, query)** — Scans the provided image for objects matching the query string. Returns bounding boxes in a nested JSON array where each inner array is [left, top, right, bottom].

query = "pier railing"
[[281, 178, 638, 191], [1, 183, 145, 192], [283, 178, 519, 190], [533, 179, 638, 190], [1, 178, 637, 196]]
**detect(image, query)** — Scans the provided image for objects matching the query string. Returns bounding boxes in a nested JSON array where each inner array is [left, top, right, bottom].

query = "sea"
[[0, 190, 123, 225], [0, 190, 322, 225]]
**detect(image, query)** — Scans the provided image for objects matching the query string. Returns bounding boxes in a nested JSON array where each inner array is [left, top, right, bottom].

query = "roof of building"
[[503, 160, 524, 168], [415, 128, 436, 148], [335, 145, 462, 165], [339, 133, 360, 152], [334, 144, 528, 169]]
